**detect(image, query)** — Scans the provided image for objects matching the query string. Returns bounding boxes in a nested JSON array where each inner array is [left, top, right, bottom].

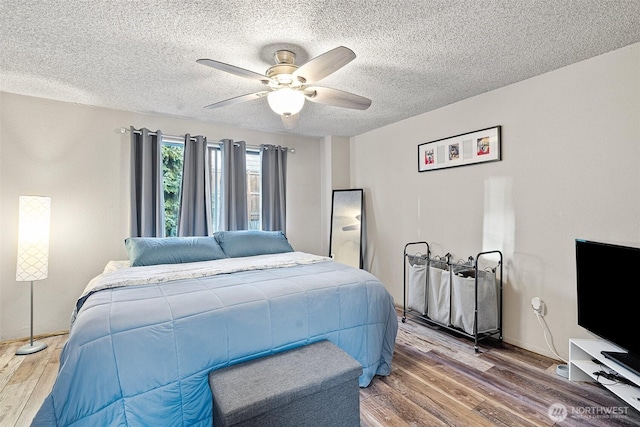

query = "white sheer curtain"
[[130, 127, 165, 237], [219, 139, 248, 230], [177, 134, 212, 236], [261, 144, 288, 232]]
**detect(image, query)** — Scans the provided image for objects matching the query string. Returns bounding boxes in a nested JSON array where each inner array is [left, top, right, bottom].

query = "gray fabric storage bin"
[[208, 340, 362, 427], [427, 259, 450, 325], [407, 254, 427, 315], [450, 269, 499, 334]]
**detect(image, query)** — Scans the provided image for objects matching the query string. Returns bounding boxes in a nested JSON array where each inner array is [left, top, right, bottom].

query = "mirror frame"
[[329, 189, 364, 269]]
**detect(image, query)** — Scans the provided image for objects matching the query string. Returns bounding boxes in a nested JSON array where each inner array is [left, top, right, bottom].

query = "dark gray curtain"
[[219, 139, 248, 230], [261, 144, 288, 232], [177, 134, 212, 236], [130, 127, 165, 237]]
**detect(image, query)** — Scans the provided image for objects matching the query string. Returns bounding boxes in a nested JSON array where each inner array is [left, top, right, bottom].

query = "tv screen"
[[576, 239, 640, 375]]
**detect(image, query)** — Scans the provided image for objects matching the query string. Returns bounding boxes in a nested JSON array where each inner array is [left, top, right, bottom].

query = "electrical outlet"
[[531, 297, 545, 316]]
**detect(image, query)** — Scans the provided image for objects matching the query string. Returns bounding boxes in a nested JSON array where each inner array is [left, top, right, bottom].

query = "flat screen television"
[[575, 239, 640, 377]]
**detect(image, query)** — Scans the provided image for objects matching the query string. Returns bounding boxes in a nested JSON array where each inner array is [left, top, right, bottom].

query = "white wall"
[[351, 42, 640, 359], [0, 92, 322, 341], [320, 135, 351, 255]]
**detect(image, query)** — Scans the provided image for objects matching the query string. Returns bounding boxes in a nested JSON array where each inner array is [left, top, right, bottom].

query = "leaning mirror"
[[329, 189, 364, 269]]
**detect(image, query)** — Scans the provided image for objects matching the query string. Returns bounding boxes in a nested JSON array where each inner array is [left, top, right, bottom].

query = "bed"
[[33, 232, 398, 426]]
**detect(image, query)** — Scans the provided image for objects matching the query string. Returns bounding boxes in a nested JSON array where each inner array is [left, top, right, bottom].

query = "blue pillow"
[[124, 237, 227, 267], [214, 230, 294, 258]]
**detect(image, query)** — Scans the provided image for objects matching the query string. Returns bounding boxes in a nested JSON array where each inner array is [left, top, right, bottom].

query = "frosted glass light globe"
[[267, 88, 305, 115]]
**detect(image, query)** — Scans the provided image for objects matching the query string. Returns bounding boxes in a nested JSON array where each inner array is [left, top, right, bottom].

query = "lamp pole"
[[16, 281, 47, 355]]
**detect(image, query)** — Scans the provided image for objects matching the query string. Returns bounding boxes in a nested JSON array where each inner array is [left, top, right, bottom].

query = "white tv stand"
[[569, 339, 640, 412]]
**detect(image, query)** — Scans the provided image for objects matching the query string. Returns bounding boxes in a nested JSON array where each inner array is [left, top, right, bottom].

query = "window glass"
[[161, 139, 260, 235], [161, 142, 184, 237], [246, 150, 261, 230], [209, 146, 222, 230]]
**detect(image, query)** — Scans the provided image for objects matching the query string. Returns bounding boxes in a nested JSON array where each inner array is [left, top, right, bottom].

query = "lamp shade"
[[267, 88, 305, 115], [16, 196, 51, 282]]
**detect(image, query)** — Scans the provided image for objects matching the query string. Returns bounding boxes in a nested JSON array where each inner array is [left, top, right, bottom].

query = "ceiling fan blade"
[[197, 59, 272, 84], [292, 46, 356, 84], [204, 91, 269, 109], [303, 86, 372, 110], [281, 113, 300, 130]]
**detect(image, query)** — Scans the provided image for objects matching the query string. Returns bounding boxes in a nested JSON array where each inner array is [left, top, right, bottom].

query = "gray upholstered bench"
[[208, 340, 363, 427]]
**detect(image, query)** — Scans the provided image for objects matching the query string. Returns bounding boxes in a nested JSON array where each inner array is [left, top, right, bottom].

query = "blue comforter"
[[33, 256, 397, 426]]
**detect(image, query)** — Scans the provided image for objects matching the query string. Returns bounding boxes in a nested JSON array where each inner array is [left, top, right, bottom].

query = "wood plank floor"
[[0, 334, 67, 427], [360, 316, 640, 426], [2, 318, 639, 426]]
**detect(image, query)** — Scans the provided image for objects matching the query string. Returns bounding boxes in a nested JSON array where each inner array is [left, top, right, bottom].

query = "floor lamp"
[[15, 195, 51, 356]]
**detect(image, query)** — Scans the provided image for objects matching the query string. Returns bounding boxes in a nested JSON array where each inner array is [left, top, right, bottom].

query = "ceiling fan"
[[197, 46, 372, 129]]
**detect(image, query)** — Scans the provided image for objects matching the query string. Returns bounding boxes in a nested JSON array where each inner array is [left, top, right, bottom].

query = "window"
[[246, 150, 261, 230], [161, 139, 261, 236], [161, 139, 184, 237], [208, 146, 221, 233]]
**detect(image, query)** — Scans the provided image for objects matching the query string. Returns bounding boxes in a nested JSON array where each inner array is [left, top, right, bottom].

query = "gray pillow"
[[214, 230, 294, 258], [125, 237, 227, 267]]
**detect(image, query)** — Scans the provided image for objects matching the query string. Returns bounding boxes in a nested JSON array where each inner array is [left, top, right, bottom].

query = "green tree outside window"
[[162, 144, 184, 237]]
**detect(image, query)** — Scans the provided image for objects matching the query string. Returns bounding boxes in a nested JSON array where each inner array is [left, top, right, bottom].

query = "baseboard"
[[0, 330, 69, 346]]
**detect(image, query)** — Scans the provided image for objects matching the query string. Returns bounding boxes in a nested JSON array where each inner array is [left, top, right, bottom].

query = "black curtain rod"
[[120, 127, 295, 153]]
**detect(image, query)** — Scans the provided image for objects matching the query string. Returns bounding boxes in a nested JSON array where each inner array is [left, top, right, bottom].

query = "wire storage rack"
[[403, 241, 503, 352]]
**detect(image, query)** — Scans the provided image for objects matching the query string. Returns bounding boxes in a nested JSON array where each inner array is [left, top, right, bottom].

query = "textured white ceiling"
[[1, 1, 639, 138]]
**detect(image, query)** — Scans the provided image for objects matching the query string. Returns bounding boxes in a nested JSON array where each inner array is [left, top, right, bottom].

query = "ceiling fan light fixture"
[[197, 46, 371, 127], [267, 88, 305, 115]]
